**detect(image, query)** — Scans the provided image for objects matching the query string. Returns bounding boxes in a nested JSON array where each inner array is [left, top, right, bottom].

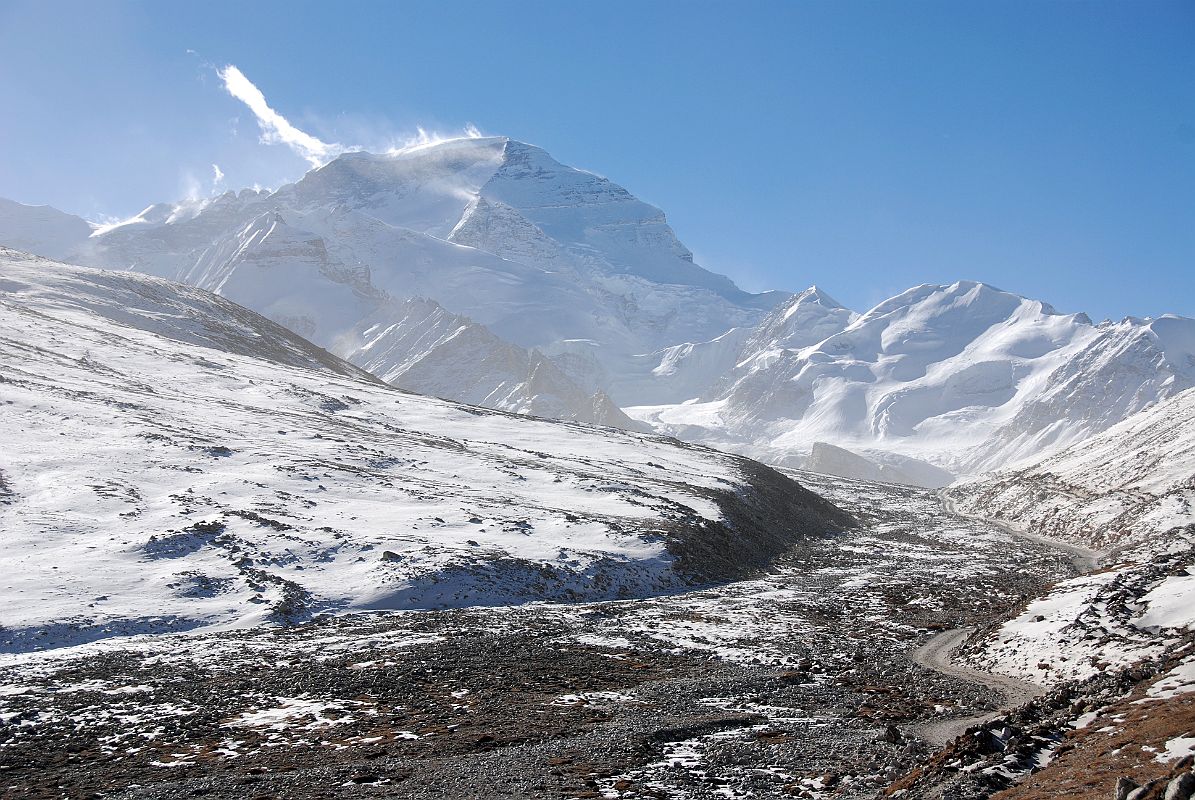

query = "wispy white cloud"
[[217, 65, 343, 167], [211, 163, 225, 188]]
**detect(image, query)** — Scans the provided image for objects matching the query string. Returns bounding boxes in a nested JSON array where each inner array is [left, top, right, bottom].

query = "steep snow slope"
[[5, 140, 1193, 483], [949, 385, 1195, 553], [43, 138, 782, 400], [630, 281, 1195, 480], [619, 287, 856, 407], [349, 296, 645, 429], [69, 206, 633, 427], [622, 327, 753, 407], [0, 249, 848, 652], [0, 247, 374, 381]]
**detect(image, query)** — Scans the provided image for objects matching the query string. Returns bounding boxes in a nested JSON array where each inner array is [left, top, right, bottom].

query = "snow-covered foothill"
[[949, 385, 1195, 553], [0, 248, 848, 653]]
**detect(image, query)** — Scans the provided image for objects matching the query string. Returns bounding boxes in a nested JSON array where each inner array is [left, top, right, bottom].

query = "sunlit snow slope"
[[0, 249, 848, 652], [0, 138, 783, 425], [948, 386, 1195, 688], [3, 141, 1193, 484], [631, 282, 1195, 480]]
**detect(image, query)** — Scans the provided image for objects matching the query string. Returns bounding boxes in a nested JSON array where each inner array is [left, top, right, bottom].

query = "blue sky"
[[1, 0, 1192, 320]]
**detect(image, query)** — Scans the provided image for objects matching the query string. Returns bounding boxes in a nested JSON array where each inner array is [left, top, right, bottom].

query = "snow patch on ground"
[[1132, 569, 1195, 632]]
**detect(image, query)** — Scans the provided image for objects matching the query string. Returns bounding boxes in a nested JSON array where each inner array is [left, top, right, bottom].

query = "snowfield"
[[0, 248, 848, 652]]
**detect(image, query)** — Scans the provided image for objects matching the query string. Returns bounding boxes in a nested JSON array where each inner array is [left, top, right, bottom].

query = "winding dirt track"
[[911, 627, 1044, 744], [909, 492, 1104, 745], [938, 491, 1102, 572]]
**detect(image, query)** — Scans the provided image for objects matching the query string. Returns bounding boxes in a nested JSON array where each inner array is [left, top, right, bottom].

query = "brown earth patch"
[[993, 689, 1194, 800]]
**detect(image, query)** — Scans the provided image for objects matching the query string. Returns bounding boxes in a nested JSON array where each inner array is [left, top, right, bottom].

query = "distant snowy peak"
[[279, 137, 508, 238], [824, 280, 1085, 361], [740, 285, 858, 357], [274, 136, 743, 298], [478, 140, 739, 296], [629, 279, 1195, 481], [4, 136, 783, 409], [787, 285, 848, 312], [0, 198, 94, 261], [623, 286, 859, 406]]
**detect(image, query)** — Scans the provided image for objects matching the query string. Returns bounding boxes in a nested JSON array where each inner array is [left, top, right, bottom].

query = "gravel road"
[[910, 627, 1044, 744], [938, 490, 1102, 572]]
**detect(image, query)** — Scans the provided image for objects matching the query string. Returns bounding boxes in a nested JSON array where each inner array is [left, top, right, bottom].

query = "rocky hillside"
[[948, 386, 1195, 554], [886, 384, 1195, 798]]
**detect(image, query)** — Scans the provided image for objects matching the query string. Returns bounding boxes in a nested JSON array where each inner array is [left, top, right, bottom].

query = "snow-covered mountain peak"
[[861, 280, 1033, 323], [740, 285, 858, 357], [1137, 314, 1195, 360], [0, 198, 94, 260], [630, 272, 1195, 481], [8, 137, 1190, 489], [812, 279, 1097, 369], [276, 137, 507, 238], [788, 285, 847, 311]]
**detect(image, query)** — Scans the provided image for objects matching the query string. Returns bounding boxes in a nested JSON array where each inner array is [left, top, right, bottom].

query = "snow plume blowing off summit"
[[217, 65, 345, 167], [217, 64, 486, 167]]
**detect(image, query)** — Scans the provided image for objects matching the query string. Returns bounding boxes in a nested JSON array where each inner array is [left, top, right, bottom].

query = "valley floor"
[[0, 475, 1093, 799]]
